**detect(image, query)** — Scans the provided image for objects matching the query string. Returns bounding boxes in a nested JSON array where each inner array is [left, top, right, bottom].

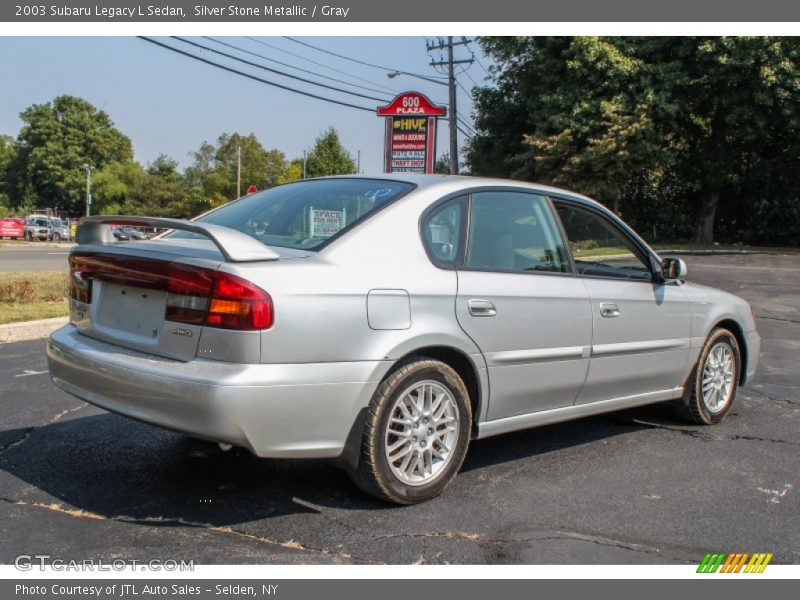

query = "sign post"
[[377, 92, 446, 174]]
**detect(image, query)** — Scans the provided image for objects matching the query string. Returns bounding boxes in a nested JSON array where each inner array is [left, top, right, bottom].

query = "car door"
[[451, 190, 593, 420], [553, 200, 692, 405]]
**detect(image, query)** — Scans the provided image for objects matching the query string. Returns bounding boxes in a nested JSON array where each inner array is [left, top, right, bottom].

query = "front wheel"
[[678, 328, 741, 425], [349, 358, 472, 504]]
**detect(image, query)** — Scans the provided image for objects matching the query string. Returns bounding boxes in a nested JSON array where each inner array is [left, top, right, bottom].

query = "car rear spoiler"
[[77, 216, 280, 262]]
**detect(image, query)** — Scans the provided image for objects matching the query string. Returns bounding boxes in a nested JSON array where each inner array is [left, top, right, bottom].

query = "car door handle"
[[468, 299, 497, 317], [599, 303, 620, 318]]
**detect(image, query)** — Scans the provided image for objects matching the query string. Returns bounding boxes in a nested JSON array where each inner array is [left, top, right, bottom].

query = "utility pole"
[[236, 143, 241, 198], [82, 164, 94, 217], [357, 150, 361, 174], [302, 150, 307, 179], [428, 37, 473, 175]]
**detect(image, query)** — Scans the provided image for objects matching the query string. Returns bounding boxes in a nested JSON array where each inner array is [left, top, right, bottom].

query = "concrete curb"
[[0, 316, 68, 344]]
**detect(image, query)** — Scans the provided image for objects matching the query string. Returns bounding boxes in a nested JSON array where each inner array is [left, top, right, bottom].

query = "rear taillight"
[[168, 269, 273, 331], [69, 257, 93, 303], [68, 254, 274, 331]]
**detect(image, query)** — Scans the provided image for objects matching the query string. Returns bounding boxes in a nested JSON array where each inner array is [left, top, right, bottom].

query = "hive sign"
[[377, 92, 446, 174]]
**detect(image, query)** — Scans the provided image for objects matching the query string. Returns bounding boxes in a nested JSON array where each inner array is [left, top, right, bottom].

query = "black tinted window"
[[422, 196, 465, 267], [466, 192, 570, 274], [556, 203, 652, 281], [171, 179, 414, 251]]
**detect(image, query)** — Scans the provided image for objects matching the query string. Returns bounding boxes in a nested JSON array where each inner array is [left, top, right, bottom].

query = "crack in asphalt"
[[0, 427, 36, 455], [625, 419, 799, 446], [0, 403, 88, 457], [505, 533, 696, 563], [743, 388, 799, 407], [0, 496, 378, 564], [757, 315, 800, 325], [368, 527, 697, 564]]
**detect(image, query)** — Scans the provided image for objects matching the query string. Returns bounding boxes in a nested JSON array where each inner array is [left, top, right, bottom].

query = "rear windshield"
[[170, 178, 414, 251]]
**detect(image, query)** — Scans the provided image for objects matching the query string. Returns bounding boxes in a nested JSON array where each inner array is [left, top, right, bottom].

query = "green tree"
[[434, 153, 451, 174], [305, 127, 355, 178], [185, 133, 289, 212], [125, 154, 187, 217], [647, 37, 800, 242], [9, 95, 133, 214], [0, 135, 14, 213], [92, 160, 146, 215], [469, 36, 800, 243]]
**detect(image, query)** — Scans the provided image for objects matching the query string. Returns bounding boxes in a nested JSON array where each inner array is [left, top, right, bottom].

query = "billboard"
[[377, 92, 446, 174]]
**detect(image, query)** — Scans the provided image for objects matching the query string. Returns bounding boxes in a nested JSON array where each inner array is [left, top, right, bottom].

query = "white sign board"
[[309, 208, 346, 238]]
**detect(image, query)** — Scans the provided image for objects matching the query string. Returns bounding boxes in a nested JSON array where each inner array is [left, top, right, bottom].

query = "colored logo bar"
[[697, 552, 773, 573]]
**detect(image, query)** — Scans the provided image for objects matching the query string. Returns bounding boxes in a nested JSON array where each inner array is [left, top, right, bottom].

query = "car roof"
[[311, 174, 603, 208]]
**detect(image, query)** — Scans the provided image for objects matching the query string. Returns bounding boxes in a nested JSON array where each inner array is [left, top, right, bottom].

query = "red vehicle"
[[0, 217, 24, 239]]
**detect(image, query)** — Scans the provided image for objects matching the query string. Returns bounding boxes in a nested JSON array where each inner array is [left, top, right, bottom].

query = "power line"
[[472, 53, 493, 78], [462, 69, 480, 88], [138, 37, 374, 112], [172, 37, 390, 103], [245, 37, 400, 94], [204, 36, 396, 97], [457, 114, 476, 135], [284, 36, 448, 81]]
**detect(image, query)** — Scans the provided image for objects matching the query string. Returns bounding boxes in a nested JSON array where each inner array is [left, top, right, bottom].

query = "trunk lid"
[[69, 238, 305, 361]]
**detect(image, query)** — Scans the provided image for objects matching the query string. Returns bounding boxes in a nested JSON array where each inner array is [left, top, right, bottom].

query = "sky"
[[0, 36, 492, 175]]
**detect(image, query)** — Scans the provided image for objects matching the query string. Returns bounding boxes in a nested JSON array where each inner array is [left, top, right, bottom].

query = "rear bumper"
[[743, 329, 761, 384], [47, 325, 390, 458]]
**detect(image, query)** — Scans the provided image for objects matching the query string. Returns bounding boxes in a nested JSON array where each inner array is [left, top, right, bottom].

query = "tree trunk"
[[695, 188, 720, 245]]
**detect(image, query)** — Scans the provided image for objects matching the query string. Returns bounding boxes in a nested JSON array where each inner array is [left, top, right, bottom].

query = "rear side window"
[[170, 178, 414, 251], [465, 191, 570, 274], [422, 196, 466, 268]]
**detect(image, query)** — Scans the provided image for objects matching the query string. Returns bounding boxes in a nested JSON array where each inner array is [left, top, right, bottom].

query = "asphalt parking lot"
[[0, 253, 798, 565]]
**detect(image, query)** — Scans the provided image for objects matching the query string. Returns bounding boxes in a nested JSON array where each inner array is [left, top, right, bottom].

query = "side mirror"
[[661, 257, 687, 281]]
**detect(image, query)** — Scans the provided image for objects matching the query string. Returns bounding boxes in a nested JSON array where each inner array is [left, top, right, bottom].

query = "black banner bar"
[[3, 579, 798, 600], [4, 0, 800, 22]]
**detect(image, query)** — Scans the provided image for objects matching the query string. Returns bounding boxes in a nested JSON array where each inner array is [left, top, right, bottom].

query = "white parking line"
[[14, 369, 48, 378]]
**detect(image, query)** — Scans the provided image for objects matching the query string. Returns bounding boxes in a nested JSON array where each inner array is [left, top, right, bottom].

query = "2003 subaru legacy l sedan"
[[47, 175, 760, 504]]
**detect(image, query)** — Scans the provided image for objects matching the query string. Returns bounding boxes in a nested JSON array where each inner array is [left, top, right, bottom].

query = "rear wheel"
[[349, 358, 472, 504], [677, 327, 741, 425]]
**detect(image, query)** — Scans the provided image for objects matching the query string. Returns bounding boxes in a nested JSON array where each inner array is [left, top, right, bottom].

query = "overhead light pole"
[[82, 163, 94, 217]]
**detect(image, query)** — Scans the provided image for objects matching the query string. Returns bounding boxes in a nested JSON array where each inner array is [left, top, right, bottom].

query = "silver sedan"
[[47, 175, 760, 504]]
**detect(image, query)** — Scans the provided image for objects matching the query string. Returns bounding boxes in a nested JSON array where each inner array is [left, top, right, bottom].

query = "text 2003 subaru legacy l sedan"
[[47, 175, 760, 504]]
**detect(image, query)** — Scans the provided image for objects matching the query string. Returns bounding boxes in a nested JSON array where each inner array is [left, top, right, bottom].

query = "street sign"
[[377, 92, 446, 174], [247, 184, 258, 194]]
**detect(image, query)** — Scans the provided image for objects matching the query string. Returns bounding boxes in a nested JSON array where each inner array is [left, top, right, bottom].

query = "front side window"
[[555, 203, 653, 281], [465, 192, 570, 274], [170, 178, 415, 251]]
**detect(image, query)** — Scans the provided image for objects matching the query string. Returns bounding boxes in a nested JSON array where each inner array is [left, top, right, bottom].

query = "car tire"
[[348, 358, 472, 504], [676, 327, 741, 425]]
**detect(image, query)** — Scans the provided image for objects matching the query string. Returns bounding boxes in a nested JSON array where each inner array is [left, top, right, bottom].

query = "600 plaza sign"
[[377, 92, 446, 174]]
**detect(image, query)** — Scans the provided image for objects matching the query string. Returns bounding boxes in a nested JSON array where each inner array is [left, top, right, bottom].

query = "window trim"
[[550, 196, 659, 283]]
